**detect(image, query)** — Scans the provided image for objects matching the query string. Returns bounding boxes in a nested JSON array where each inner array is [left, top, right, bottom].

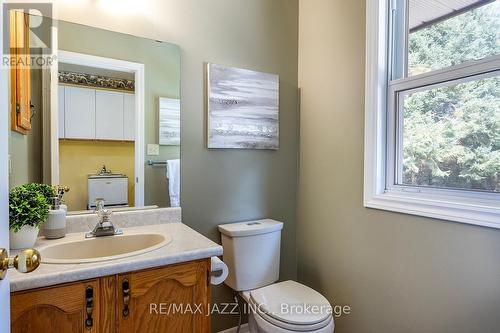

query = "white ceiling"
[[409, 0, 493, 31]]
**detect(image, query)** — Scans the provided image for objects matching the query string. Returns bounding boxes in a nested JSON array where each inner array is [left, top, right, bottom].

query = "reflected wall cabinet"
[[59, 85, 135, 142]]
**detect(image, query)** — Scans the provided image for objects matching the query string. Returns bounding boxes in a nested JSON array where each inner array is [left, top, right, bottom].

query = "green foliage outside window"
[[403, 3, 499, 192]]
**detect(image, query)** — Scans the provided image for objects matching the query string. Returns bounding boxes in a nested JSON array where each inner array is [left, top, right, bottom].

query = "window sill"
[[364, 191, 500, 229]]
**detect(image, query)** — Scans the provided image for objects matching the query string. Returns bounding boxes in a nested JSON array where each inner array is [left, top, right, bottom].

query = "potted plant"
[[9, 183, 54, 249]]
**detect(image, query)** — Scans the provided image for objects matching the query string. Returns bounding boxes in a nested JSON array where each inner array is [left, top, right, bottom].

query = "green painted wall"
[[8, 67, 43, 188], [298, 1, 500, 332], [58, 20, 181, 207]]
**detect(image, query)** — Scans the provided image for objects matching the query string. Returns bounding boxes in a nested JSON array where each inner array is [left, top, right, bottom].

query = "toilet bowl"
[[218, 220, 334, 333], [242, 281, 334, 333]]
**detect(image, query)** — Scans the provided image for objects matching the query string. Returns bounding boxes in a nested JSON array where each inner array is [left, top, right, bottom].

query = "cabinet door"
[[58, 85, 65, 138], [65, 86, 96, 139], [96, 90, 124, 140], [11, 280, 100, 333], [123, 93, 135, 141], [117, 259, 211, 333]]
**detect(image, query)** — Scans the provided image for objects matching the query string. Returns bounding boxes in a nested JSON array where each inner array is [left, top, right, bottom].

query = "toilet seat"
[[244, 280, 334, 332]]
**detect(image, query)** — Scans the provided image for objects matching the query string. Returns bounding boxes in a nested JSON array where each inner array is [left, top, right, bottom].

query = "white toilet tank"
[[218, 219, 284, 291]]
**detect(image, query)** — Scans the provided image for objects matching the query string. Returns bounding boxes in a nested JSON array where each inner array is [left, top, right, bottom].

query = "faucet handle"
[[94, 198, 105, 212], [98, 208, 113, 223]]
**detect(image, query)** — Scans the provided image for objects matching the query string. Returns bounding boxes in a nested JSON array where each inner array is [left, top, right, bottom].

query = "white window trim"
[[364, 0, 500, 229]]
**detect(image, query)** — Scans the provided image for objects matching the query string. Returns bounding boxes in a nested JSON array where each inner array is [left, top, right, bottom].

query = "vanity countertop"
[[9, 222, 223, 292]]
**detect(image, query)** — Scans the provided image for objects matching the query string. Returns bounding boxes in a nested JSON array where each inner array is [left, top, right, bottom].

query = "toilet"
[[219, 219, 334, 333]]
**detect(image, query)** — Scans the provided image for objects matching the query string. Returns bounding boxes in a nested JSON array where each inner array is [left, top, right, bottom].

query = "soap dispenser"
[[43, 197, 67, 239]]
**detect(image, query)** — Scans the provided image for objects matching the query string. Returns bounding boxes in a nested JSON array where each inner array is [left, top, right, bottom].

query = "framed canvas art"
[[207, 63, 279, 149]]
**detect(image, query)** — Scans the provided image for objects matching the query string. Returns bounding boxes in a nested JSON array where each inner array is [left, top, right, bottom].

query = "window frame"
[[364, 0, 500, 228]]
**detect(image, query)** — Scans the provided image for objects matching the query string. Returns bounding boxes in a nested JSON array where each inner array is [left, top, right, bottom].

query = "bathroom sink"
[[38, 233, 172, 264]]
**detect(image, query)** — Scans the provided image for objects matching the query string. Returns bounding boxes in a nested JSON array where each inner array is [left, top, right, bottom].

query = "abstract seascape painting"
[[207, 63, 279, 149], [159, 97, 180, 145]]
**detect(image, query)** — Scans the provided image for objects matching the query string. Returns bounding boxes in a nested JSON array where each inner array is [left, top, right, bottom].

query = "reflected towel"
[[167, 159, 180, 207]]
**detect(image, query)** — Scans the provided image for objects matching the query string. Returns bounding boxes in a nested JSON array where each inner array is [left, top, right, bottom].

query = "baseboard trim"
[[217, 323, 249, 333]]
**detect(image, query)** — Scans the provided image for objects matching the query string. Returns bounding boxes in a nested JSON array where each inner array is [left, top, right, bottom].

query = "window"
[[407, 1, 499, 77], [399, 75, 499, 192], [364, 0, 500, 228]]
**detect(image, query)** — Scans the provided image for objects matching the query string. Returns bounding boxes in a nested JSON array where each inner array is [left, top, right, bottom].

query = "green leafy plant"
[[9, 183, 55, 233]]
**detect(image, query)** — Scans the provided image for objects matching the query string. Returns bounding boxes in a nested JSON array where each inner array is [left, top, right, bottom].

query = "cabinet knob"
[[0, 248, 41, 280]]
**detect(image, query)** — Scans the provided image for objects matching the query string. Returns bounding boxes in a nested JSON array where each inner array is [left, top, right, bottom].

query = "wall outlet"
[[147, 144, 160, 156]]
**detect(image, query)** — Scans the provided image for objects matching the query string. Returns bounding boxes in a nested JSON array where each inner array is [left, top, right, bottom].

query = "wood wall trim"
[[9, 10, 31, 135]]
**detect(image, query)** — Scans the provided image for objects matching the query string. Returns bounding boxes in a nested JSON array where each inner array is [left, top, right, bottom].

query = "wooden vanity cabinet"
[[11, 259, 211, 333], [11, 279, 101, 333], [117, 260, 211, 333]]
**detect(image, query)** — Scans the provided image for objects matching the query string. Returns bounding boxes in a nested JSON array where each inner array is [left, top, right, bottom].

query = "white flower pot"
[[9, 225, 40, 250]]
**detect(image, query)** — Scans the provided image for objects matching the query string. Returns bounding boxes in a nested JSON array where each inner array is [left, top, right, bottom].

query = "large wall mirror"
[[8, 14, 181, 214]]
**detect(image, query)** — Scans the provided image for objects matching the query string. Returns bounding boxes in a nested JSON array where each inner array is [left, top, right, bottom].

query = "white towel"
[[166, 159, 180, 207]]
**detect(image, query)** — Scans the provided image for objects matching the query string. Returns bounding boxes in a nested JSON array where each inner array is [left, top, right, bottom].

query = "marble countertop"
[[10, 222, 223, 292]]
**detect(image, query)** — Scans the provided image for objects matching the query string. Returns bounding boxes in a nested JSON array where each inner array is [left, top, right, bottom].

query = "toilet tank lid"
[[218, 219, 283, 237]]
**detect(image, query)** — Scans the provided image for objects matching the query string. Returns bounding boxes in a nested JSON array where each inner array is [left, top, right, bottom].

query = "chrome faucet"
[[98, 165, 112, 175], [85, 199, 123, 238]]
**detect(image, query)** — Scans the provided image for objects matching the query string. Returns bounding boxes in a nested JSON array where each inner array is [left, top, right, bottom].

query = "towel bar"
[[147, 160, 167, 166], [147, 160, 171, 179]]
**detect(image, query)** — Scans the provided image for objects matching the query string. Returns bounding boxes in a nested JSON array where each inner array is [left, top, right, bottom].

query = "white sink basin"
[[39, 233, 172, 264]]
